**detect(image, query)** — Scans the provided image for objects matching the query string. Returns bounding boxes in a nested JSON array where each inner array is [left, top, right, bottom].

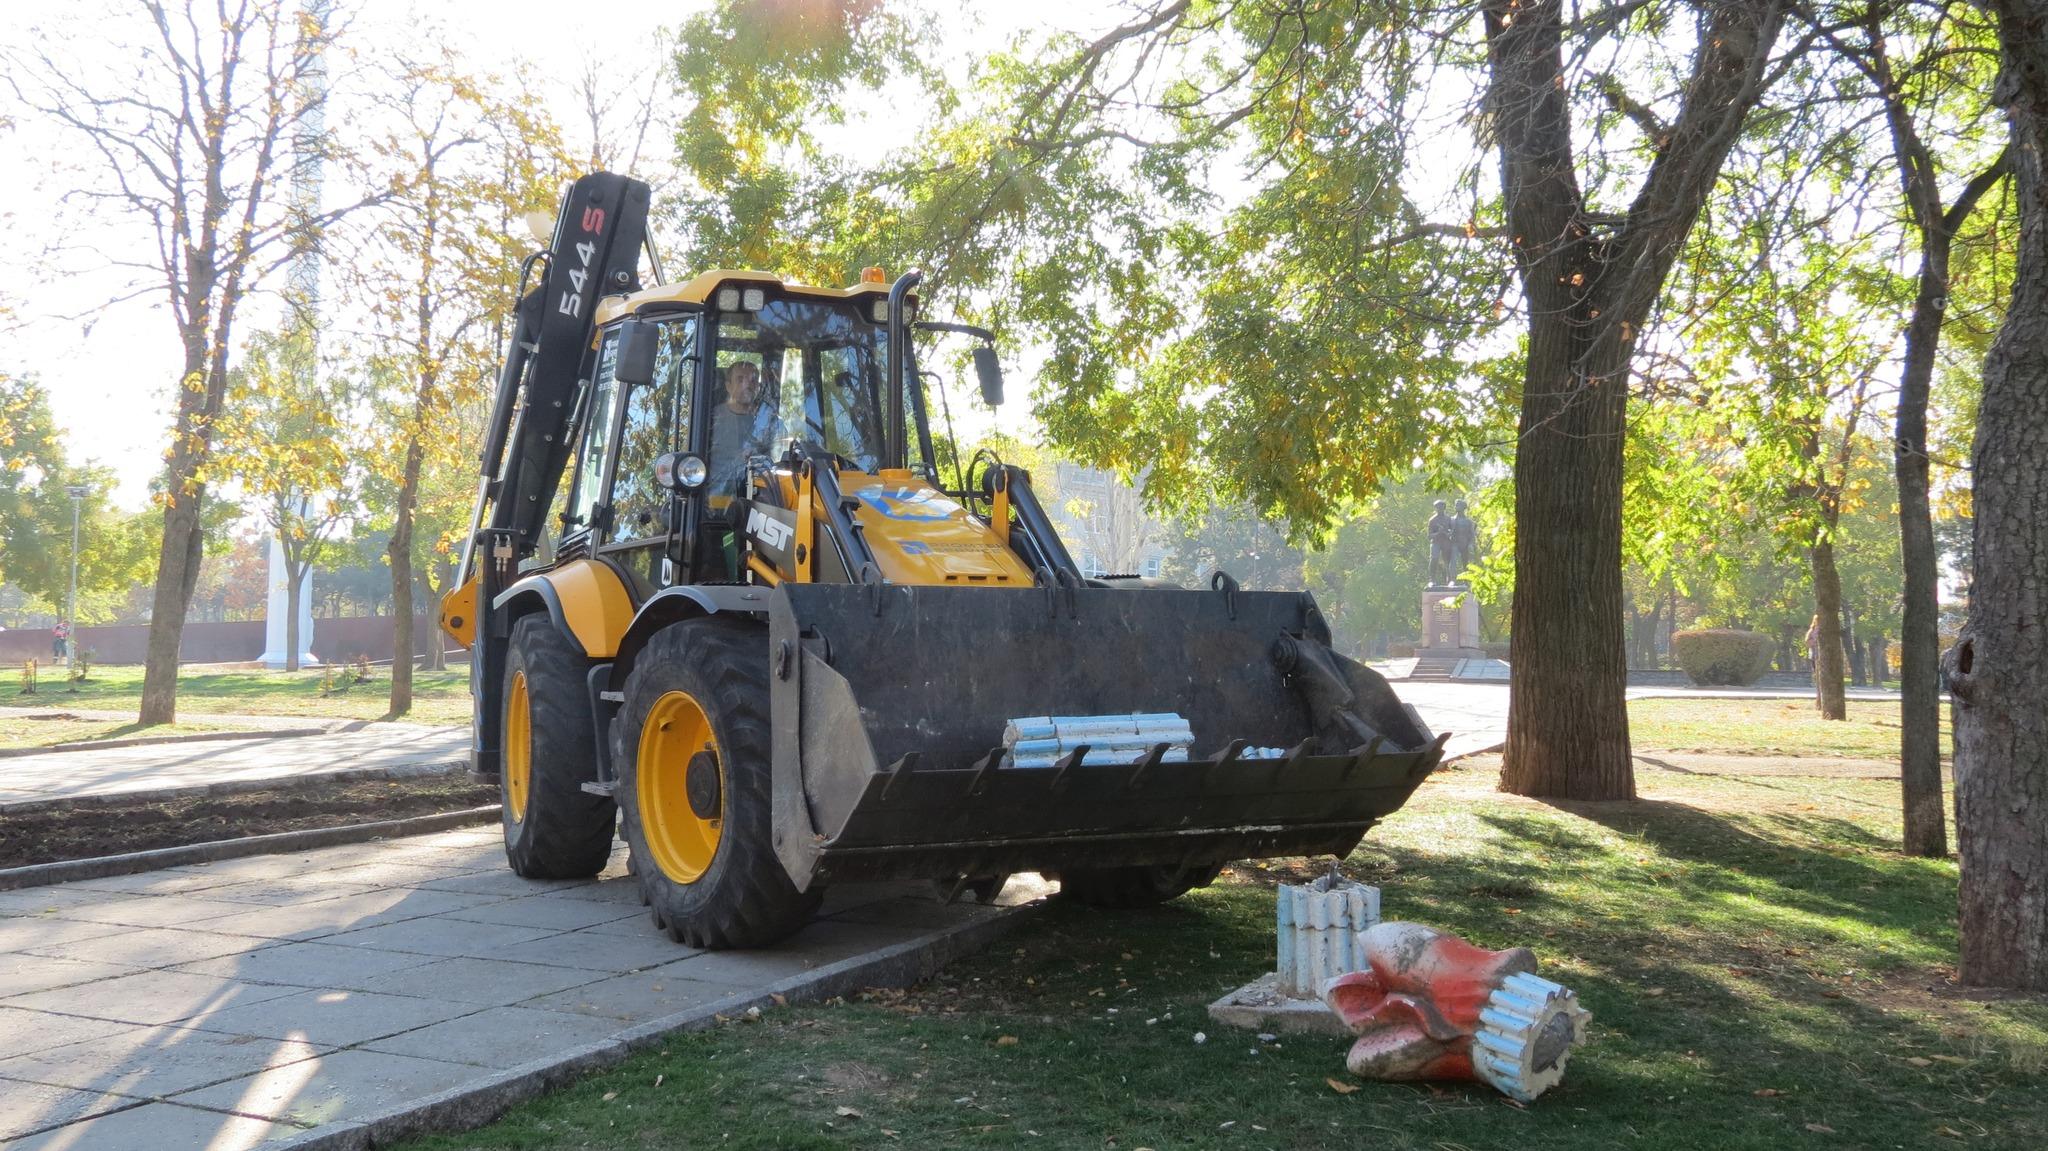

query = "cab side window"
[[611, 318, 696, 544], [566, 333, 620, 534]]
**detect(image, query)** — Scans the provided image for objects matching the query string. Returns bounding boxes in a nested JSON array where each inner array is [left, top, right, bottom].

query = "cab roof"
[[594, 269, 904, 325]]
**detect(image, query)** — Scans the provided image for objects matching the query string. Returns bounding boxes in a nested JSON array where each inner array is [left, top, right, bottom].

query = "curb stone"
[[0, 805, 501, 891], [264, 900, 1041, 1150], [0, 759, 470, 817]]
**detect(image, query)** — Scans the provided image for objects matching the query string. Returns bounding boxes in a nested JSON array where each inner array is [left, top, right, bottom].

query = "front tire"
[[616, 617, 820, 949], [500, 614, 616, 878]]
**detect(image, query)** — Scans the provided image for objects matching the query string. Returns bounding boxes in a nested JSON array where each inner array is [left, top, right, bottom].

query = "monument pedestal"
[[1420, 586, 1483, 656]]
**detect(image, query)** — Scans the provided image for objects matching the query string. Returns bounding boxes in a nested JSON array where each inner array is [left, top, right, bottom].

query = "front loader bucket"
[[766, 583, 1445, 890]]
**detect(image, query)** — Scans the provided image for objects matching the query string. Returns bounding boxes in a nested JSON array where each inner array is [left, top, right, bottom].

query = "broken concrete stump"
[[1324, 921, 1590, 1102], [1209, 875, 1381, 1035]]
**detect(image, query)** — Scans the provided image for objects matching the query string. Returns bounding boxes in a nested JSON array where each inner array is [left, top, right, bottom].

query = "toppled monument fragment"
[[1323, 921, 1590, 1102]]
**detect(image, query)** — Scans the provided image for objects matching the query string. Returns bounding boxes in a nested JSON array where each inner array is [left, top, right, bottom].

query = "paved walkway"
[[0, 828, 1032, 1149], [0, 727, 469, 808]]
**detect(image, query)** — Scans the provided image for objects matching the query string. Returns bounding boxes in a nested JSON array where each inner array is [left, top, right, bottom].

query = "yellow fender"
[[495, 558, 637, 659]]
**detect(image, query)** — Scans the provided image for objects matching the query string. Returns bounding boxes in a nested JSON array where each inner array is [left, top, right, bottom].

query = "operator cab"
[[537, 270, 944, 598]]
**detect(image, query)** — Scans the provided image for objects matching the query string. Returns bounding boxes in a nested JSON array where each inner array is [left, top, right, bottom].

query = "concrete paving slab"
[[49, 895, 258, 929], [7, 825, 1039, 1148], [0, 916, 126, 954], [0, 1024, 324, 1098], [182, 989, 481, 1050], [0, 888, 118, 917], [352, 955, 606, 1006], [173, 1048, 486, 1129], [170, 855, 355, 883], [528, 874, 640, 903], [21, 925, 276, 969], [67, 870, 264, 897], [438, 894, 643, 933], [1, 1099, 305, 1151], [172, 940, 445, 988], [0, 1007, 133, 1059], [194, 888, 512, 942], [0, 1076, 142, 1141], [2, 967, 301, 1026], [361, 1005, 626, 1069], [0, 955, 142, 998], [182, 879, 385, 908], [494, 926, 702, 974], [520, 966, 756, 1023], [408, 869, 599, 898], [318, 917, 557, 960], [666, 919, 925, 985]]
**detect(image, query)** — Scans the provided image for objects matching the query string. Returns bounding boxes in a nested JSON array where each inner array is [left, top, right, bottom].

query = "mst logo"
[[746, 507, 793, 550]]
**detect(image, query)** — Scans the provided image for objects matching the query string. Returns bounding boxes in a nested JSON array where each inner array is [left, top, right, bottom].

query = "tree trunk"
[[1810, 539, 1847, 720], [1952, 0, 2048, 990], [1869, 635, 1887, 685], [1485, 0, 1786, 799], [1896, 209, 1957, 858], [138, 345, 214, 726], [387, 431, 425, 718], [284, 554, 305, 674]]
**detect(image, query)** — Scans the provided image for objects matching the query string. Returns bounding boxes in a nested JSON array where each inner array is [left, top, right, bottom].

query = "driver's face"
[[726, 363, 761, 409]]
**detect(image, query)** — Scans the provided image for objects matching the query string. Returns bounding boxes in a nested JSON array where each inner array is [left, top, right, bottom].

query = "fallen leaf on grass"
[[1905, 1057, 1932, 1068], [653, 1074, 664, 1088], [771, 993, 788, 1007], [835, 1106, 862, 1119], [880, 1129, 898, 1139], [1929, 1055, 1966, 1065], [995, 1035, 1019, 1047], [1805, 1123, 1835, 1134], [602, 1091, 618, 1102], [1937, 1126, 1966, 1138], [1326, 1078, 1360, 1095], [1753, 1089, 1781, 1097]]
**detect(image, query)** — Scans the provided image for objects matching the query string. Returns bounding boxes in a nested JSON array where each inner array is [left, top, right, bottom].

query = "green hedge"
[[1672, 628, 1774, 686]]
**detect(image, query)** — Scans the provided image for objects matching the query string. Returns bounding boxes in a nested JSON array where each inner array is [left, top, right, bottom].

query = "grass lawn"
[[1629, 697, 1948, 760], [0, 712, 244, 750], [402, 756, 2044, 1151], [0, 664, 471, 726]]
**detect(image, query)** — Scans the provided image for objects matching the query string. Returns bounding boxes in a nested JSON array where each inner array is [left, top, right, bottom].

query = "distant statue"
[[1427, 500, 1454, 586], [1450, 499, 1478, 585]]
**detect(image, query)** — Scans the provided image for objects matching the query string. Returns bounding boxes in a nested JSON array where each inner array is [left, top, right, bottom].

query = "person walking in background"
[[51, 620, 70, 660]]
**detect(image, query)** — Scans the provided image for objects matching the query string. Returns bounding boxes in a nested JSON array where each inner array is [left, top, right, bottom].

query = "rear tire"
[[617, 617, 821, 949], [501, 614, 616, 878], [1057, 864, 1223, 909]]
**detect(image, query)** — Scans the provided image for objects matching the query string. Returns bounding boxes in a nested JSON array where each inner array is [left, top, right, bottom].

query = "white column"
[[257, 533, 318, 669]]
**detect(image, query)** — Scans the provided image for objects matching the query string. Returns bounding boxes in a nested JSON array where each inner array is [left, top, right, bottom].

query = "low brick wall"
[[0, 616, 451, 666]]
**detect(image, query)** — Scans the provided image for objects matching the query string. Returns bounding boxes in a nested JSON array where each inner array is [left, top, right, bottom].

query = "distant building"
[[1040, 462, 1173, 580]]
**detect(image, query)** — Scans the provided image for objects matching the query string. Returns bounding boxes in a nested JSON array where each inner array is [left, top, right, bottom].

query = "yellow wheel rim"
[[638, 690, 723, 884], [504, 670, 532, 824]]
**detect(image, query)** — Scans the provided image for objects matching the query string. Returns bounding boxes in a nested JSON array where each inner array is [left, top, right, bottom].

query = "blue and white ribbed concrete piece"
[[1002, 713, 1193, 768], [1471, 970, 1592, 1102], [1275, 879, 1381, 998]]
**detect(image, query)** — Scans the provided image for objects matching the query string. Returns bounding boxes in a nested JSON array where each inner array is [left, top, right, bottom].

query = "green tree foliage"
[[210, 328, 364, 671], [0, 374, 156, 621]]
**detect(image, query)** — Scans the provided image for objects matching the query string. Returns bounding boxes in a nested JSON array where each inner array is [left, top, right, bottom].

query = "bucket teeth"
[[1471, 971, 1591, 1102]]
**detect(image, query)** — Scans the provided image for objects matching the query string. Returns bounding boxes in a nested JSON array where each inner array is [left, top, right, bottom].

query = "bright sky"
[[0, 0, 1106, 509]]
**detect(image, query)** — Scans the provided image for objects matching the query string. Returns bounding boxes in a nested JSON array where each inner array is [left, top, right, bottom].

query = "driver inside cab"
[[708, 359, 781, 494]]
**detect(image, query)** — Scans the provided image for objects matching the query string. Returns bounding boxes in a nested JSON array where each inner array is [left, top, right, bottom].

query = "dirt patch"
[[0, 773, 498, 869]]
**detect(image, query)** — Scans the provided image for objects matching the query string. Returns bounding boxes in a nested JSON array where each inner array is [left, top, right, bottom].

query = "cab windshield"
[[708, 297, 912, 490]]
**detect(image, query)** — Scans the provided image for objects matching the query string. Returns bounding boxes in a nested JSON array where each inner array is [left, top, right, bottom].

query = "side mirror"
[[615, 318, 658, 387], [972, 345, 1005, 406]]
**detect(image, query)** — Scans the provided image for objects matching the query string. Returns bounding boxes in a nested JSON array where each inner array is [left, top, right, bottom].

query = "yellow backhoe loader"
[[441, 173, 1446, 949]]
